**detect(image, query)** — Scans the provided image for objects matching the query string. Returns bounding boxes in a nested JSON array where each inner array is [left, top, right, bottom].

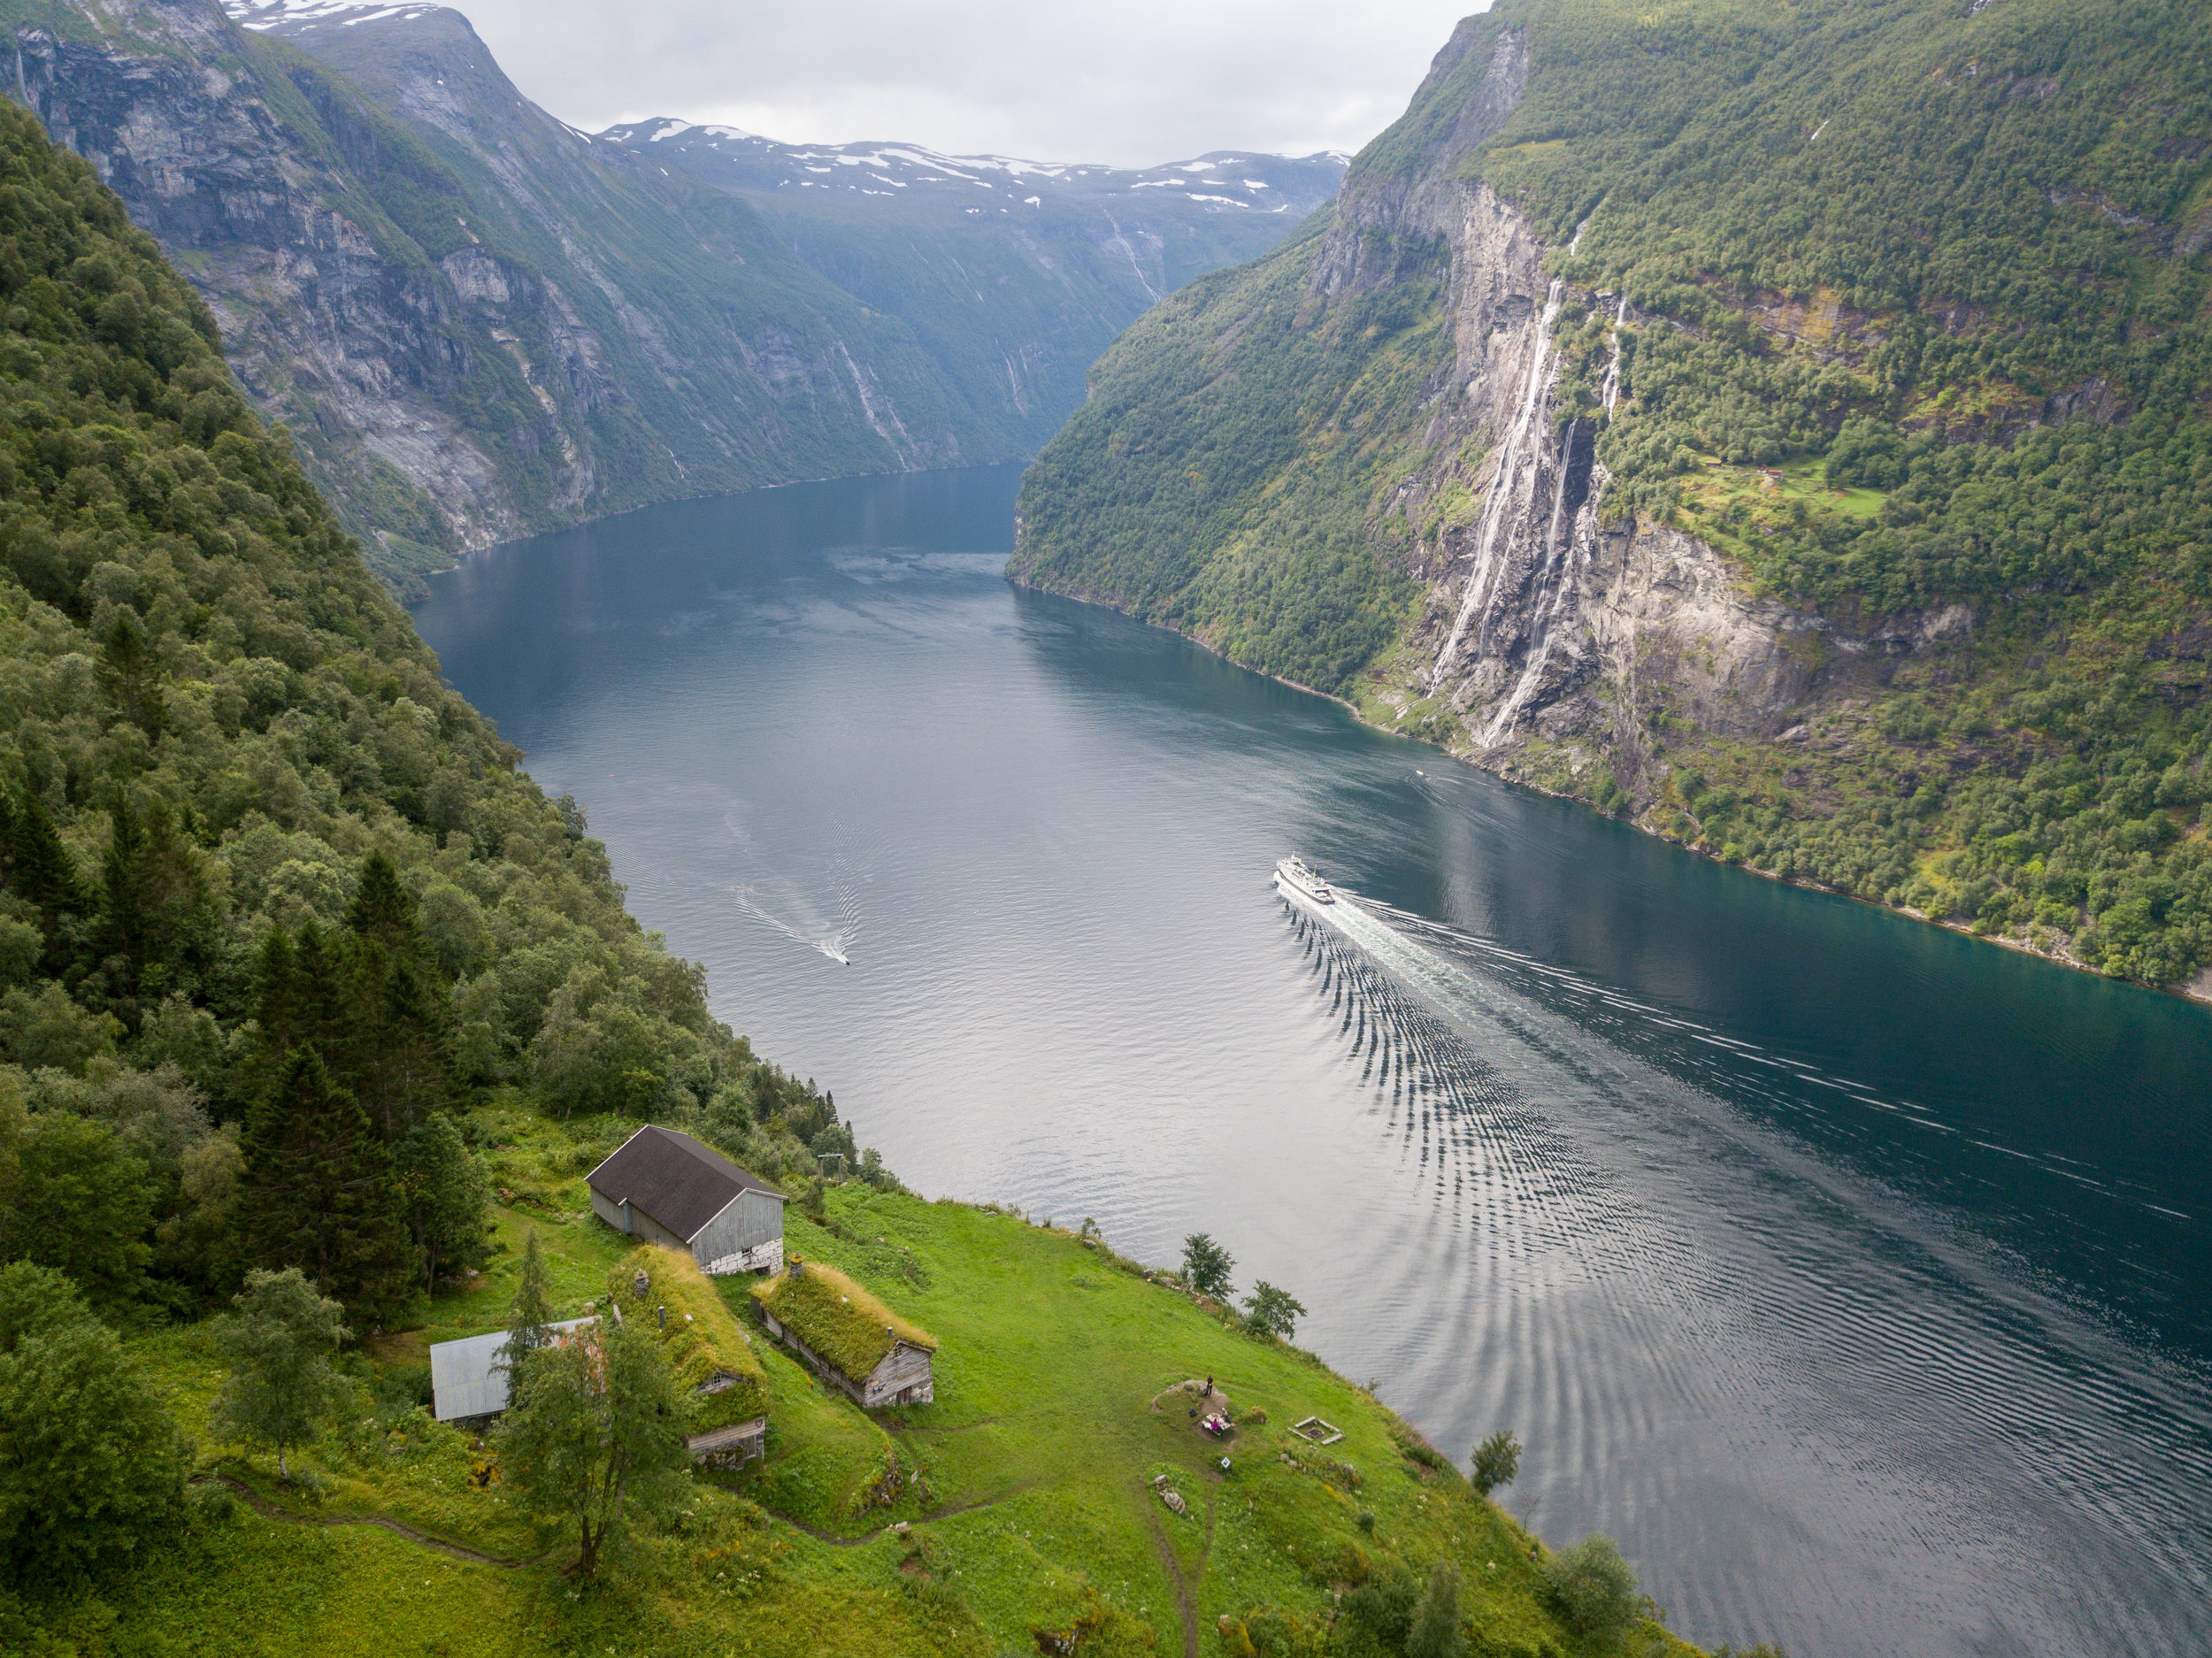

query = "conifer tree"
[[396, 1114, 492, 1293], [99, 611, 166, 742], [237, 1049, 411, 1324], [241, 924, 354, 1111], [96, 796, 214, 1008], [499, 1231, 557, 1376], [343, 849, 457, 1139], [0, 791, 85, 975]]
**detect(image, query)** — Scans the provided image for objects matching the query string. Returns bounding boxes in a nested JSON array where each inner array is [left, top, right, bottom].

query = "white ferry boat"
[[1274, 855, 1334, 905]]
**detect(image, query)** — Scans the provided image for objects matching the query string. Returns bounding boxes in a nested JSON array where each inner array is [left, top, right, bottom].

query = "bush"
[[1406, 1562, 1464, 1658], [0, 1263, 187, 1579], [1544, 1534, 1640, 1648]]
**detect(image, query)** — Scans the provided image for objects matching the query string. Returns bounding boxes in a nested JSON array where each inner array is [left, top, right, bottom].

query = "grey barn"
[[430, 1316, 595, 1424], [586, 1125, 786, 1275]]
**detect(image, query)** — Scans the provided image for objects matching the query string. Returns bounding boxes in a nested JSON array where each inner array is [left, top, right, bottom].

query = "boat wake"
[[1272, 877, 2212, 1658], [723, 810, 870, 966]]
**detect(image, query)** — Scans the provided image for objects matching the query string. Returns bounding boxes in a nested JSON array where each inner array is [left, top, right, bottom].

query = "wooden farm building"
[[585, 1125, 786, 1275], [427, 1247, 774, 1464], [429, 1316, 595, 1424], [611, 1244, 772, 1465], [749, 1257, 937, 1409]]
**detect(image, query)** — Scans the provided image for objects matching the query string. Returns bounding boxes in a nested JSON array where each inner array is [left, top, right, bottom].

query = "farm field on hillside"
[[82, 1109, 1690, 1658]]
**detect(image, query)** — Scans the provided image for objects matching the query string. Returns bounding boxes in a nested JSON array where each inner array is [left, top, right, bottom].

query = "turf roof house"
[[586, 1125, 786, 1274], [751, 1258, 938, 1409]]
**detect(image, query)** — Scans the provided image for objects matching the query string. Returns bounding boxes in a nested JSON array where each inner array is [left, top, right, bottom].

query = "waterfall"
[[1433, 277, 1566, 678], [1601, 295, 1629, 421], [1479, 419, 1584, 747]]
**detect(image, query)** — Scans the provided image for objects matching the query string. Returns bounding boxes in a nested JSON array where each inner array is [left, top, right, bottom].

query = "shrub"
[[1406, 1562, 1464, 1658], [0, 1263, 187, 1579], [1545, 1534, 1641, 1647]]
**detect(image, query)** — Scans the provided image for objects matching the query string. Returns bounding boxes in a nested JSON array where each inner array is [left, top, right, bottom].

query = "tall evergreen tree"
[[237, 1049, 411, 1325], [0, 791, 86, 976], [96, 795, 215, 1007], [342, 849, 457, 1139], [98, 610, 166, 743], [241, 923, 354, 1110], [396, 1115, 492, 1293]]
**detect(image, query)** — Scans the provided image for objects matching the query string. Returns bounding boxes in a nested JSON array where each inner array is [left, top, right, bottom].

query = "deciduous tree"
[[1243, 1280, 1306, 1341], [1472, 1429, 1521, 1497], [0, 1107, 153, 1310], [210, 1266, 352, 1480], [1406, 1562, 1465, 1658], [0, 1262, 186, 1578], [494, 1317, 687, 1574], [1181, 1232, 1234, 1298], [1544, 1534, 1641, 1648]]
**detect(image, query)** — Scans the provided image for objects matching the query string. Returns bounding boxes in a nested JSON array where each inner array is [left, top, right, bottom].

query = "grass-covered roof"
[[607, 1246, 768, 1431], [749, 1259, 936, 1386]]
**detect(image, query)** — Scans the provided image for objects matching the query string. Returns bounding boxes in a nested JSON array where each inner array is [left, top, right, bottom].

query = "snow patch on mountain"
[[227, 0, 440, 29]]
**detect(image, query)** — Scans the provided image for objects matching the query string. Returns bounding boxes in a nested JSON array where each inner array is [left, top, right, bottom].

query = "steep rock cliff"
[[4, 0, 1343, 593], [4, 0, 993, 588], [1016, 0, 2212, 988]]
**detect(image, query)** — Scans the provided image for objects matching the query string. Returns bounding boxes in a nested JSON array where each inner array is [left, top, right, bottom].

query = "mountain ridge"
[[1015, 0, 2212, 993], [3, 0, 1341, 590]]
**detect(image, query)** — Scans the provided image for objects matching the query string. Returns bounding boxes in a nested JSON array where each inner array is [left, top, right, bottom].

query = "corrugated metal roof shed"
[[430, 1316, 596, 1422], [586, 1125, 783, 1241]]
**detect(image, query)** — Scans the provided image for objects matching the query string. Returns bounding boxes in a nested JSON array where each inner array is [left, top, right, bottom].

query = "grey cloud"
[[449, 0, 1481, 165]]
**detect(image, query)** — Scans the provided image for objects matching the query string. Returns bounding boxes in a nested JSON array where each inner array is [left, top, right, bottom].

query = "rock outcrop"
[[1317, 24, 1957, 794]]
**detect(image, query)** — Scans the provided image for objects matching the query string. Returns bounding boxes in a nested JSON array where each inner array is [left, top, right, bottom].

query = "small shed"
[[610, 1244, 772, 1465], [429, 1316, 596, 1424], [585, 1125, 786, 1275], [749, 1257, 937, 1409]]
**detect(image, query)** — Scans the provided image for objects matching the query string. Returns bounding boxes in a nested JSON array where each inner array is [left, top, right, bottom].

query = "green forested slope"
[[0, 95, 850, 1327], [1018, 0, 2212, 987], [0, 107, 1702, 1658]]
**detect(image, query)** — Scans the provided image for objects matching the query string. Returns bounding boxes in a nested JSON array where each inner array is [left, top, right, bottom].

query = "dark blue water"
[[413, 465, 2212, 1658]]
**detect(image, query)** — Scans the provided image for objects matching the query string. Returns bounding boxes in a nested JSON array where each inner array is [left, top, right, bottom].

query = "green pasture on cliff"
[[72, 1109, 1697, 1658]]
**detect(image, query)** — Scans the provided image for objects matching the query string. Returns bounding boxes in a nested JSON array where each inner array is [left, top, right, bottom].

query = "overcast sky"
[[445, 0, 1485, 167]]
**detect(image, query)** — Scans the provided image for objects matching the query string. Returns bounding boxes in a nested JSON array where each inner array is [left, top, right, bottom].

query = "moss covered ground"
[[27, 1109, 1701, 1658]]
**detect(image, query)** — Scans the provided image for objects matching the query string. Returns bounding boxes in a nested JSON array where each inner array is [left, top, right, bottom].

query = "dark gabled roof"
[[585, 1125, 784, 1242]]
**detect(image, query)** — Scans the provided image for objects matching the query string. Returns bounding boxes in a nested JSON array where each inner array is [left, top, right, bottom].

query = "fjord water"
[[413, 466, 2212, 1658]]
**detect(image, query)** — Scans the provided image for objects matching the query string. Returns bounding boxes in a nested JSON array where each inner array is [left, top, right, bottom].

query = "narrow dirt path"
[[201, 1475, 549, 1568], [1142, 1502, 1201, 1658]]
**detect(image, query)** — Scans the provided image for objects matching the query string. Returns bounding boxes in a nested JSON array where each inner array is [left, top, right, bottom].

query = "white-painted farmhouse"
[[584, 1125, 786, 1274]]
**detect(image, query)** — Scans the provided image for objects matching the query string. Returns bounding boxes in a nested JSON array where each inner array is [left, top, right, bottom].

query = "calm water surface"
[[414, 466, 2212, 1658]]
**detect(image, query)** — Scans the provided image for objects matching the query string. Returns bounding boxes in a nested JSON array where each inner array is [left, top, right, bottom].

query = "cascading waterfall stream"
[[1601, 295, 1629, 420], [1432, 278, 1566, 679], [1480, 418, 1583, 748]]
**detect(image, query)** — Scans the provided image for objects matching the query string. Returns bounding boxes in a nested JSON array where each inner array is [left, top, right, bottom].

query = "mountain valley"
[[2, 0, 1340, 592], [1015, 0, 2212, 992]]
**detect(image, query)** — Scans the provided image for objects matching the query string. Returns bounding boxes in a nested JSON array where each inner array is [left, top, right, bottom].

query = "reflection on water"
[[414, 464, 2212, 1658]]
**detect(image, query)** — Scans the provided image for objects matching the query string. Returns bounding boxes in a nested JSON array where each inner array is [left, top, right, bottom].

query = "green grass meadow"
[[35, 1114, 1696, 1658]]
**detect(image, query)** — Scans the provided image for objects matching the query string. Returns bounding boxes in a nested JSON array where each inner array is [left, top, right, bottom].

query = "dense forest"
[[0, 91, 867, 1567], [1018, 0, 2212, 988]]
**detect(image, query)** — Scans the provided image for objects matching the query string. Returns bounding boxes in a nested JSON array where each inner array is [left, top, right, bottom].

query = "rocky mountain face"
[[599, 122, 1345, 450], [1017, 0, 2212, 988], [4, 0, 1341, 592]]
